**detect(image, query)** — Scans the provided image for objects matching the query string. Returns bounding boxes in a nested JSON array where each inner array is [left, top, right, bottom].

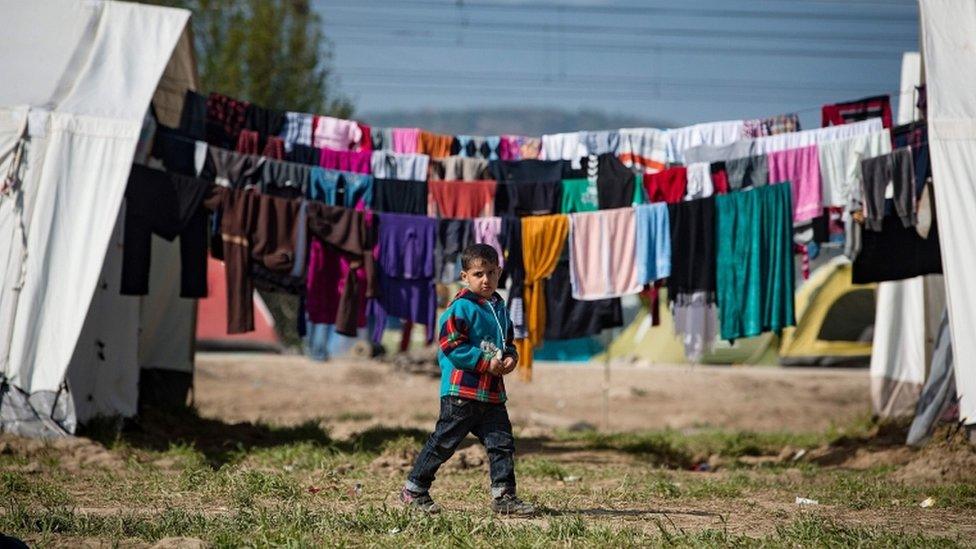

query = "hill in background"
[[361, 107, 675, 136]]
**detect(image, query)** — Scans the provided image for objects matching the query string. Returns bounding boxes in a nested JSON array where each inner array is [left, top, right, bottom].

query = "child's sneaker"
[[400, 487, 441, 514], [491, 494, 536, 516]]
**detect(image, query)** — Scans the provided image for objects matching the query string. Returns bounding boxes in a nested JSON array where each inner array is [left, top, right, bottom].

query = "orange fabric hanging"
[[418, 130, 455, 159], [515, 214, 569, 380]]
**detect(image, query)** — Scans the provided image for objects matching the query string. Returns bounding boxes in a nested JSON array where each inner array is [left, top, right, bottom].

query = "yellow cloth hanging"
[[516, 214, 568, 380]]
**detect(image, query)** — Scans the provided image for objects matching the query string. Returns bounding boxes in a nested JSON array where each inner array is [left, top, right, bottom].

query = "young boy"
[[400, 243, 536, 515]]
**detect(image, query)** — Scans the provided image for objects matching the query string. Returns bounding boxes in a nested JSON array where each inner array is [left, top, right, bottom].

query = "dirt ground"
[[4, 353, 976, 547], [194, 353, 870, 437]]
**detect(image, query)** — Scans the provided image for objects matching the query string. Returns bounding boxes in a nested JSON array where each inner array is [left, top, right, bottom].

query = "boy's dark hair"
[[460, 243, 500, 270]]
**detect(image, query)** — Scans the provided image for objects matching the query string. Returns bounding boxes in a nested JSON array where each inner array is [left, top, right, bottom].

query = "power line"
[[326, 31, 906, 60], [320, 17, 917, 46], [337, 67, 891, 94], [317, 0, 917, 23]]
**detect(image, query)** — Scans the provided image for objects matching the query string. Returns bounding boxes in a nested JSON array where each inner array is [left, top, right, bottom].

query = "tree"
[[147, 0, 352, 116]]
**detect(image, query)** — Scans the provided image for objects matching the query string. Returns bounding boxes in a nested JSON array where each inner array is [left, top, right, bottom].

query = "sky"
[[314, 0, 920, 129]]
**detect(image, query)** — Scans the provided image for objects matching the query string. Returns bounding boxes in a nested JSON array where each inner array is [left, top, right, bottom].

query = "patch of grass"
[[519, 458, 570, 481], [7, 506, 968, 547], [0, 471, 73, 509], [334, 411, 374, 422]]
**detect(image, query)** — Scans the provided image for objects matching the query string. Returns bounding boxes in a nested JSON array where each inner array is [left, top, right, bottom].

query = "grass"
[[2, 414, 974, 547]]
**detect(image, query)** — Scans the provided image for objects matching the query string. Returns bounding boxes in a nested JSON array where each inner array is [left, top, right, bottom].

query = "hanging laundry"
[[370, 127, 392, 151], [818, 130, 892, 208], [581, 130, 620, 157], [683, 140, 756, 164], [617, 128, 668, 175], [428, 179, 496, 218], [684, 162, 714, 201], [498, 135, 542, 161], [852, 207, 942, 284], [260, 159, 311, 199], [724, 155, 768, 190], [369, 213, 438, 344], [581, 153, 636, 209], [672, 294, 719, 363], [235, 129, 261, 156], [306, 237, 368, 328], [709, 163, 730, 195], [435, 219, 473, 283], [666, 120, 744, 164], [540, 131, 585, 168], [492, 159, 568, 183], [280, 112, 315, 152], [199, 147, 265, 189], [286, 144, 320, 166], [767, 145, 822, 223], [211, 188, 302, 333], [715, 182, 796, 341], [485, 136, 502, 160], [472, 216, 504, 268], [668, 197, 716, 302], [643, 166, 687, 204], [494, 181, 562, 217], [313, 115, 363, 151], [754, 118, 882, 155], [861, 148, 916, 231], [392, 127, 421, 153], [262, 137, 285, 160], [560, 178, 599, 213], [822, 94, 892, 129], [372, 178, 428, 215], [205, 92, 250, 148], [515, 214, 569, 379], [891, 121, 930, 197], [544, 257, 624, 340], [120, 165, 210, 298], [568, 208, 641, 300], [308, 169, 373, 209], [305, 203, 376, 336], [370, 150, 430, 181], [318, 148, 371, 174], [741, 113, 801, 138], [417, 130, 456, 159], [456, 135, 493, 158], [152, 125, 205, 177], [356, 122, 373, 152], [244, 104, 286, 139], [635, 203, 671, 285], [429, 155, 490, 181], [178, 90, 208, 140]]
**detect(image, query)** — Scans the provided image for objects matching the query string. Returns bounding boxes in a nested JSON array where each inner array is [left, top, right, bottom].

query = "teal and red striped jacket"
[[438, 289, 518, 403]]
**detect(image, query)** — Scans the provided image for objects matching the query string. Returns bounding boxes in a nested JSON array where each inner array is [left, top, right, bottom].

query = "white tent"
[[920, 0, 976, 427], [0, 0, 197, 436], [868, 51, 946, 419]]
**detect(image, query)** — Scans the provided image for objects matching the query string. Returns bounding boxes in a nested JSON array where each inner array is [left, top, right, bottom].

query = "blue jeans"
[[406, 396, 516, 498]]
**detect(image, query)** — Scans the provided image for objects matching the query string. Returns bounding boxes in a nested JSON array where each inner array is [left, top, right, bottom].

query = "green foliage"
[[144, 0, 351, 115]]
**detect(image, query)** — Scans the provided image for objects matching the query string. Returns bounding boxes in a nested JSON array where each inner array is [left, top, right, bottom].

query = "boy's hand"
[[500, 356, 517, 375], [488, 357, 504, 376]]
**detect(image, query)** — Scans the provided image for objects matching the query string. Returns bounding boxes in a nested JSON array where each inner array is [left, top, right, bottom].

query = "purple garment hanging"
[[369, 213, 438, 343]]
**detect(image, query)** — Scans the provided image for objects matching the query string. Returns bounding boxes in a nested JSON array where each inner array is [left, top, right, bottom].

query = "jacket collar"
[[454, 288, 503, 307]]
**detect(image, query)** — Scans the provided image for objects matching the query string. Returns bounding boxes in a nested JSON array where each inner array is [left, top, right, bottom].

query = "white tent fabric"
[[869, 51, 946, 419], [921, 0, 976, 425], [0, 0, 192, 432]]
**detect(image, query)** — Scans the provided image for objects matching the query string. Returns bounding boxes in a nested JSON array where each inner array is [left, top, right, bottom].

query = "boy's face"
[[460, 258, 501, 299]]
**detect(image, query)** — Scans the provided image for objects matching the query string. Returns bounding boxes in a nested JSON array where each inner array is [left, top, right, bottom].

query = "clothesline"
[[134, 84, 934, 379]]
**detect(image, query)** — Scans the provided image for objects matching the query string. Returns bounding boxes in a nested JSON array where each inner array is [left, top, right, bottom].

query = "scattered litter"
[[920, 497, 935, 508], [389, 527, 401, 535], [307, 486, 321, 494], [349, 482, 363, 498], [563, 475, 581, 483], [792, 449, 807, 461], [795, 497, 819, 506], [693, 462, 711, 472]]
